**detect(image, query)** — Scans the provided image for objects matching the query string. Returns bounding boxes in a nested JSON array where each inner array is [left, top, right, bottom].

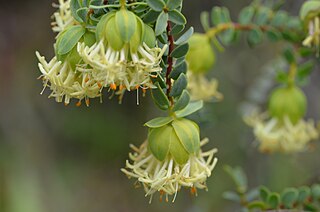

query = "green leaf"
[[148, 125, 172, 161], [145, 117, 173, 128], [283, 47, 296, 63], [259, 186, 271, 202], [70, 0, 83, 22], [268, 193, 280, 209], [200, 11, 210, 32], [224, 166, 248, 193], [115, 9, 137, 43], [168, 10, 186, 25], [166, 0, 182, 10], [247, 201, 267, 210], [173, 90, 190, 112], [255, 7, 270, 25], [57, 25, 86, 55], [172, 119, 200, 154], [143, 10, 160, 24], [271, 11, 288, 27], [297, 186, 311, 203], [223, 191, 241, 202], [211, 7, 231, 25], [169, 130, 189, 165], [169, 60, 187, 80], [239, 6, 255, 25], [151, 82, 170, 110], [311, 184, 320, 200], [266, 29, 282, 42], [146, 0, 165, 12], [171, 24, 185, 34], [247, 28, 263, 46], [281, 188, 299, 208], [298, 61, 314, 80], [175, 101, 204, 118], [175, 27, 194, 45], [171, 43, 189, 58], [170, 73, 187, 97], [77, 7, 89, 23], [155, 11, 168, 35]]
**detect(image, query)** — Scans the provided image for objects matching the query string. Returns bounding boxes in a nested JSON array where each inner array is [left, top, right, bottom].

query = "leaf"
[[70, 0, 83, 23], [145, 117, 173, 128], [266, 29, 282, 42], [297, 186, 311, 203], [166, 0, 182, 10], [170, 73, 187, 97], [172, 119, 200, 154], [311, 184, 320, 200], [247, 28, 263, 47], [151, 82, 170, 110], [171, 24, 185, 35], [271, 11, 288, 27], [268, 193, 280, 209], [148, 125, 172, 161], [146, 0, 165, 12], [259, 186, 271, 202], [223, 191, 241, 202], [172, 90, 190, 112], [171, 43, 189, 58], [281, 188, 299, 208], [255, 7, 270, 25], [283, 47, 295, 63], [169, 60, 187, 80], [168, 10, 186, 25], [155, 11, 168, 35], [247, 201, 267, 210], [200, 11, 210, 32], [224, 166, 248, 193], [57, 25, 86, 55], [175, 101, 203, 118], [175, 27, 194, 45], [77, 7, 89, 23], [115, 9, 137, 43], [239, 6, 255, 25]]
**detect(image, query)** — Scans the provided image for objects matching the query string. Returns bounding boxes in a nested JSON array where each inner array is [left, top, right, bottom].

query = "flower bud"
[[268, 86, 307, 124], [300, 0, 320, 23], [186, 33, 215, 74]]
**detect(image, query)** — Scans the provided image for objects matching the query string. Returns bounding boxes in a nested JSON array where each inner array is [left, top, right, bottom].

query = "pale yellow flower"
[[51, 0, 77, 32], [245, 111, 319, 153], [78, 41, 167, 91], [121, 138, 218, 203], [303, 16, 320, 51], [187, 73, 223, 102], [36, 52, 101, 106]]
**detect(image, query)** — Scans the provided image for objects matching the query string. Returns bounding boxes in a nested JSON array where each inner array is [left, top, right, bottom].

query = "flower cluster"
[[245, 112, 319, 153], [121, 138, 218, 203], [37, 1, 167, 106]]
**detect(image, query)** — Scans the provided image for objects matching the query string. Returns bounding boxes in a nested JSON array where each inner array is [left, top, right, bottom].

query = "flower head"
[[245, 112, 319, 153], [121, 138, 217, 203], [78, 9, 167, 93], [187, 72, 223, 102], [51, 0, 77, 33], [36, 52, 101, 106], [122, 118, 218, 202]]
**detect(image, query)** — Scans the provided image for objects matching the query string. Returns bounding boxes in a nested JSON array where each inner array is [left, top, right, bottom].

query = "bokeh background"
[[1, 0, 320, 211]]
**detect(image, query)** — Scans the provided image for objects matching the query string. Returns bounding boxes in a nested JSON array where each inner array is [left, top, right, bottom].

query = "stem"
[[288, 63, 297, 86], [166, 21, 175, 106]]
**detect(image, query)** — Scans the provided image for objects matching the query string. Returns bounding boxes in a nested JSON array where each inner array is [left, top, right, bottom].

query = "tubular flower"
[[302, 16, 320, 50], [245, 112, 319, 153], [51, 0, 77, 33], [121, 138, 218, 203], [36, 52, 101, 106], [78, 9, 167, 93], [187, 72, 223, 102]]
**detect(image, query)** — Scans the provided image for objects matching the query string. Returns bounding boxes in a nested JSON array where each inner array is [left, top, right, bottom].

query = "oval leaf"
[[57, 25, 86, 55]]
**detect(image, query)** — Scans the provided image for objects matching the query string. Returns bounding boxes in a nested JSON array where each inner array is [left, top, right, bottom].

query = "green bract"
[[147, 118, 200, 165], [186, 33, 215, 73], [268, 86, 307, 124], [300, 0, 320, 23], [96, 8, 157, 51]]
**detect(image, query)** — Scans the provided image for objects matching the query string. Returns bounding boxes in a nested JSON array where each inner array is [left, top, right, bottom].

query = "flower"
[[121, 138, 218, 203], [187, 72, 223, 102], [36, 52, 101, 106], [77, 40, 167, 91], [51, 0, 77, 32], [245, 111, 319, 153], [302, 16, 320, 51]]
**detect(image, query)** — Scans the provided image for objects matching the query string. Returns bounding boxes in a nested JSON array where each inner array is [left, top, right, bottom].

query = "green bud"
[[143, 24, 157, 48], [129, 17, 145, 53], [115, 8, 137, 43], [105, 16, 125, 50], [300, 0, 320, 23], [147, 118, 201, 165], [268, 86, 307, 124], [186, 33, 215, 74]]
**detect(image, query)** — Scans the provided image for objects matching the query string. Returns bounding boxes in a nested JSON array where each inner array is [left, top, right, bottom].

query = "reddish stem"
[[166, 21, 175, 105]]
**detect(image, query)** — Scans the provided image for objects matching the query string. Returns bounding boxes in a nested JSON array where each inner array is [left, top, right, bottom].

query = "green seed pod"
[[300, 0, 320, 23], [268, 86, 307, 124], [129, 16, 145, 53], [147, 118, 201, 165], [105, 16, 125, 51], [186, 33, 215, 74], [115, 8, 137, 43]]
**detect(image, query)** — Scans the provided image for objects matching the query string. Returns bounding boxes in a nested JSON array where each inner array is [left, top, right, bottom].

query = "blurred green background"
[[1, 0, 320, 211]]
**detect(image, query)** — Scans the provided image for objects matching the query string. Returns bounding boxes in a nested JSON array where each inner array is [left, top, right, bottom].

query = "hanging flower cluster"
[[245, 86, 319, 153], [122, 118, 218, 202], [37, 1, 167, 106]]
